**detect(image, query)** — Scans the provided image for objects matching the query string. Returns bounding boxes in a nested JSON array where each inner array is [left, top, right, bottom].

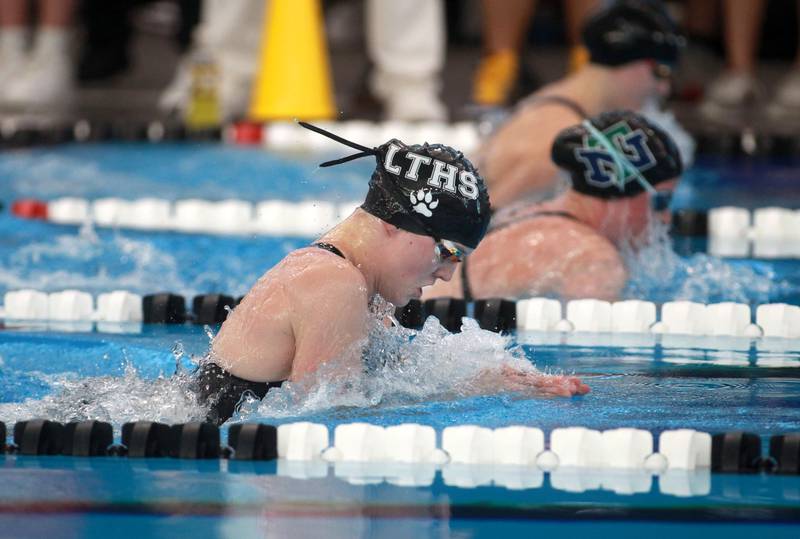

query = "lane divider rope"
[[3, 291, 800, 349], [2, 420, 796, 491]]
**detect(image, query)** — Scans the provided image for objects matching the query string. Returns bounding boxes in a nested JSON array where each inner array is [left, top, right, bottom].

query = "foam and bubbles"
[[235, 300, 540, 422], [0, 222, 189, 296], [0, 365, 205, 427], [0, 219, 288, 297], [0, 300, 551, 427], [622, 219, 788, 304]]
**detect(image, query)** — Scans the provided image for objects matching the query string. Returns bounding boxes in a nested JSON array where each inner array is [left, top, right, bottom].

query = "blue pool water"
[[1, 143, 799, 538]]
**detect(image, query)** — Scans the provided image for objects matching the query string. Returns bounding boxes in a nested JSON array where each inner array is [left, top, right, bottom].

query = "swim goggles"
[[650, 190, 673, 212], [435, 239, 469, 263]]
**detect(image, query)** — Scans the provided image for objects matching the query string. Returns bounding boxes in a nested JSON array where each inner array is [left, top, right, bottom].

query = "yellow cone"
[[249, 0, 335, 121]]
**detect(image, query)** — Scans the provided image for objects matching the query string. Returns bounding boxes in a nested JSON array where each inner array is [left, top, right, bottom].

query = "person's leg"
[[684, 0, 719, 43], [0, 0, 28, 59], [482, 0, 536, 54], [771, 0, 800, 111], [723, 0, 764, 74], [0, 0, 27, 26], [0, 0, 29, 98], [678, 0, 720, 102], [473, 0, 536, 106], [35, 0, 76, 56], [564, 0, 600, 72], [38, 0, 75, 26], [3, 0, 76, 106], [366, 0, 447, 121], [703, 0, 766, 110]]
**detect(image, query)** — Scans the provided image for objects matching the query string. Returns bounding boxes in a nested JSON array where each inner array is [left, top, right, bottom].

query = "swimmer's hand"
[[479, 365, 590, 397]]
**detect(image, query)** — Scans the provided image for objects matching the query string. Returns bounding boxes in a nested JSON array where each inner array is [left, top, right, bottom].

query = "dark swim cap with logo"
[[299, 122, 491, 249], [551, 110, 683, 199], [582, 0, 685, 66]]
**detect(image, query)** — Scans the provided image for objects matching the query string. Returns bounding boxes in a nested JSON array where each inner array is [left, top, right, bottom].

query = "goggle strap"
[[297, 121, 376, 155], [318, 151, 375, 168]]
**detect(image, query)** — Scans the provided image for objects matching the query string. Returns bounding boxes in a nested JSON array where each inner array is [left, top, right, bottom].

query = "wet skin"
[[212, 211, 589, 397]]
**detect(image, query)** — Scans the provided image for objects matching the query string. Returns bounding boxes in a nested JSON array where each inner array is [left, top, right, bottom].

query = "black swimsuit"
[[196, 242, 346, 425], [195, 363, 285, 426]]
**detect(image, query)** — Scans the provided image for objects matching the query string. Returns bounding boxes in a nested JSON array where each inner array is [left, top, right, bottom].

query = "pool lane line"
[[0, 500, 799, 523]]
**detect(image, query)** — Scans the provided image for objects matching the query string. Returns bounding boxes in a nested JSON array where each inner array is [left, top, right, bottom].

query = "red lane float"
[[227, 121, 264, 145], [11, 199, 48, 220]]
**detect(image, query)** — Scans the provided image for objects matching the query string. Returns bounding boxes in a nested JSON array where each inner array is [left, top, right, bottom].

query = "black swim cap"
[[582, 0, 685, 66], [551, 110, 683, 199], [298, 122, 491, 249]]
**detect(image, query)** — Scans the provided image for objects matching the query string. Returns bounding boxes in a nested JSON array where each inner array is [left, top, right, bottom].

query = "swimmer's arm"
[[473, 364, 590, 397], [482, 109, 564, 207], [289, 268, 369, 380]]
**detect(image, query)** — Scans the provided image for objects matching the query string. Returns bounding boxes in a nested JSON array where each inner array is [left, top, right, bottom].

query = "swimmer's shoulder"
[[281, 247, 368, 302], [498, 212, 620, 265], [539, 216, 619, 253]]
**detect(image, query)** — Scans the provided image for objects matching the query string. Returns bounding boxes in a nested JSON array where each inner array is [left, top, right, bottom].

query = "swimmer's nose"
[[434, 260, 458, 281]]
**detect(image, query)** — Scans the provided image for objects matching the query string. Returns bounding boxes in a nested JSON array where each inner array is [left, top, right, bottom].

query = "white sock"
[[32, 27, 71, 57], [0, 27, 28, 57]]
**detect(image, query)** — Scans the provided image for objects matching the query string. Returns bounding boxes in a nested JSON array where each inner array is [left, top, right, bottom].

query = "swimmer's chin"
[[403, 288, 423, 304], [407, 288, 423, 302]]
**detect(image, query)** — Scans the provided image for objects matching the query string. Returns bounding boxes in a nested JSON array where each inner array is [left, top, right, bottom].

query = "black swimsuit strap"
[[460, 256, 474, 303], [523, 210, 582, 222], [312, 242, 346, 259], [489, 208, 583, 235], [522, 94, 588, 119]]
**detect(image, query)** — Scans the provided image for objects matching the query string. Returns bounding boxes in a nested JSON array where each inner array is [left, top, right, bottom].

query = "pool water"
[[1, 143, 799, 538]]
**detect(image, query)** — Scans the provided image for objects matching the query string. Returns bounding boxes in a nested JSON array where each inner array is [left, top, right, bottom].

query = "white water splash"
[[0, 226, 189, 295], [236, 302, 537, 421], [622, 219, 781, 303], [1, 152, 141, 199], [0, 298, 565, 427], [0, 364, 205, 427]]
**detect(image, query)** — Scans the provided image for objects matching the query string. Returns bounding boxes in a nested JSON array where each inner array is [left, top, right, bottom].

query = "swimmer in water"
[[480, 0, 685, 208], [423, 109, 682, 302], [197, 123, 589, 424]]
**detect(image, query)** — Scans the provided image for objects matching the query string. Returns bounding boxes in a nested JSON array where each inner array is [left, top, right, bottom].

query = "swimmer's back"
[[211, 247, 368, 383], [467, 214, 626, 301], [479, 78, 601, 208]]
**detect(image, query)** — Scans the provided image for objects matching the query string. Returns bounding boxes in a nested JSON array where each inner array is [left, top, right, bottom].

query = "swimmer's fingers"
[[487, 367, 589, 397], [563, 375, 591, 395], [567, 376, 591, 395], [530, 373, 590, 397]]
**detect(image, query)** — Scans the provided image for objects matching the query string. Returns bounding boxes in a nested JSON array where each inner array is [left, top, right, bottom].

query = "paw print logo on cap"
[[410, 189, 439, 218]]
